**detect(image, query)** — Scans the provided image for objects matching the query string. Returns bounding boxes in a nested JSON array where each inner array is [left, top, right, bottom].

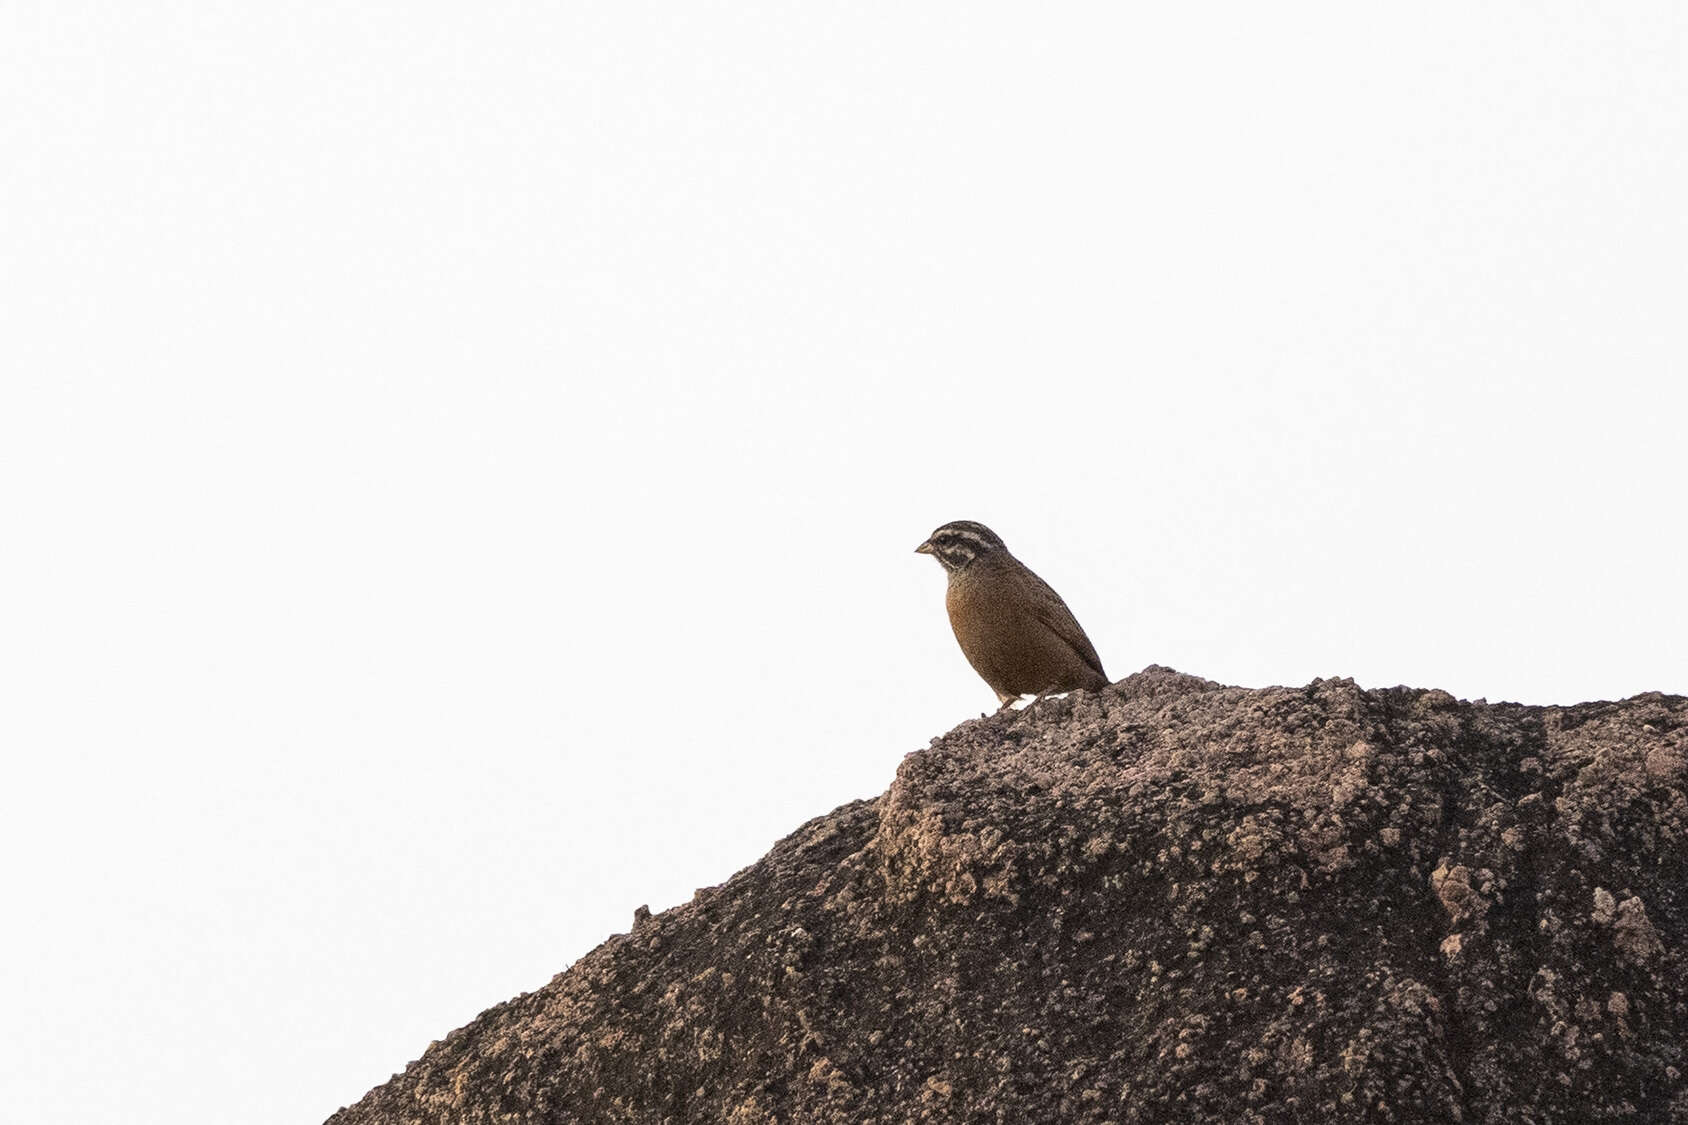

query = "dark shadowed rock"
[[327, 668, 1688, 1123]]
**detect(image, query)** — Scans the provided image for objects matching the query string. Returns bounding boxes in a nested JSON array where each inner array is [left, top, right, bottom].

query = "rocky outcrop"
[[327, 668, 1687, 1123]]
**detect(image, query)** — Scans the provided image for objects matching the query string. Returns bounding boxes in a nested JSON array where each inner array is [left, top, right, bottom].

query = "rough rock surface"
[[327, 668, 1688, 1123]]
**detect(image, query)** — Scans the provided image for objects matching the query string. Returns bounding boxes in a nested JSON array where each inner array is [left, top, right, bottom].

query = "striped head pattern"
[[915, 520, 1008, 574]]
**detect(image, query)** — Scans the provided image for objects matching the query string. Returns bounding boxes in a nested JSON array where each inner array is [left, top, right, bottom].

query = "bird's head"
[[915, 520, 1008, 574]]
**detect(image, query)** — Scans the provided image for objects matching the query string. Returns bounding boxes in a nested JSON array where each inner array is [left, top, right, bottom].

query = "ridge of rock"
[[328, 667, 1687, 1123]]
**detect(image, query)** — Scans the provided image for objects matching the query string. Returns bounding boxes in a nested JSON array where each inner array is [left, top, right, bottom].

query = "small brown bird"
[[916, 520, 1109, 708]]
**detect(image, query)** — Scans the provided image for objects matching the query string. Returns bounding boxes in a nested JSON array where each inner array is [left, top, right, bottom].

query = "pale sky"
[[4, 5, 1685, 1122]]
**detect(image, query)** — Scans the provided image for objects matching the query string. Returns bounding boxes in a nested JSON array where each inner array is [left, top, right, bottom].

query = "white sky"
[[4, 4, 1685, 1122]]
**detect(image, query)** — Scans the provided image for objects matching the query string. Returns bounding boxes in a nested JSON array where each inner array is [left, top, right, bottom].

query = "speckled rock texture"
[[327, 668, 1688, 1124]]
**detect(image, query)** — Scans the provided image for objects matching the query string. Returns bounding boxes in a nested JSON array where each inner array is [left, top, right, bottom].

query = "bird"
[[915, 520, 1109, 709]]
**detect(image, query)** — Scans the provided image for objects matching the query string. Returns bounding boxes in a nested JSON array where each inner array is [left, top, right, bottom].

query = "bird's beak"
[[915, 540, 935, 555]]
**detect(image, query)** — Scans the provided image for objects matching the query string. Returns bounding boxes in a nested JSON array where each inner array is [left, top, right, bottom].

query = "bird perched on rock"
[[916, 520, 1109, 708]]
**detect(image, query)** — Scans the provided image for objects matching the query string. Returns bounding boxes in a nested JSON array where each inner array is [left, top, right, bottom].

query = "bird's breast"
[[944, 571, 1025, 662]]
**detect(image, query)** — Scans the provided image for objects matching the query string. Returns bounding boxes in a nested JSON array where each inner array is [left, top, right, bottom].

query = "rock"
[[326, 668, 1688, 1124]]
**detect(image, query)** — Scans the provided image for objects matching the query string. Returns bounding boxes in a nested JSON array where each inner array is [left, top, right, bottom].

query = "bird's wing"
[[1026, 574, 1107, 681]]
